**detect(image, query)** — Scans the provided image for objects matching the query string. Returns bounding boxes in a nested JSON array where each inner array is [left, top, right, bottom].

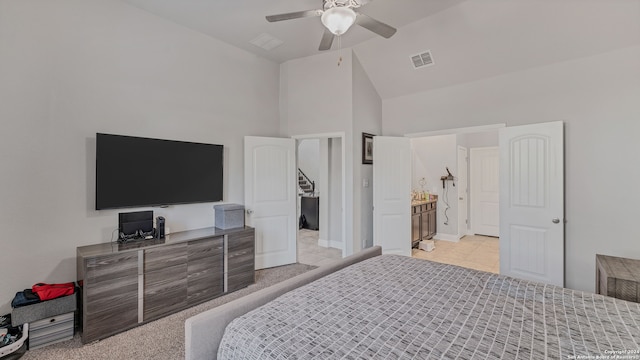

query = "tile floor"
[[296, 230, 499, 273], [297, 229, 342, 267], [412, 235, 500, 274]]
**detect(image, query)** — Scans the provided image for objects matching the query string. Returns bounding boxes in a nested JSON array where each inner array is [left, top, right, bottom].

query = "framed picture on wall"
[[362, 133, 374, 164]]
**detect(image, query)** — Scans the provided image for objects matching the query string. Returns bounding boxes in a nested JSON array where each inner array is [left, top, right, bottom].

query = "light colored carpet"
[[21, 263, 317, 360]]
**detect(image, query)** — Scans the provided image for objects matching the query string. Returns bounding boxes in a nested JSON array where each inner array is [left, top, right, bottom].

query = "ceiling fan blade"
[[355, 13, 397, 38], [319, 29, 335, 51], [266, 9, 323, 22]]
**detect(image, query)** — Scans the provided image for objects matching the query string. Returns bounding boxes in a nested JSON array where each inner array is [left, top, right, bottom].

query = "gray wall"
[[0, 0, 280, 314], [383, 45, 640, 292]]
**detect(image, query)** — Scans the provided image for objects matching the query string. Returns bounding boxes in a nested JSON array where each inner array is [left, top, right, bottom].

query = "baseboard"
[[433, 233, 459, 242], [318, 238, 342, 250]]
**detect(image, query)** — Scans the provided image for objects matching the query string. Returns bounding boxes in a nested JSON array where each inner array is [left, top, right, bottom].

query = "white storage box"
[[28, 312, 74, 350], [0, 323, 28, 360], [214, 204, 245, 229], [419, 240, 435, 252]]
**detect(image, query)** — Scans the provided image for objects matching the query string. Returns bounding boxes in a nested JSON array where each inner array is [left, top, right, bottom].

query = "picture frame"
[[362, 133, 374, 165]]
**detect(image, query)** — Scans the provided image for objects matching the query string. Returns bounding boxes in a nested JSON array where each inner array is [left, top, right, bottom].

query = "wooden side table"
[[596, 254, 640, 302]]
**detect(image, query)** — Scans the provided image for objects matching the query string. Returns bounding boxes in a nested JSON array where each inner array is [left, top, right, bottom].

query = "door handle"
[[246, 209, 253, 215], [552, 218, 560, 224]]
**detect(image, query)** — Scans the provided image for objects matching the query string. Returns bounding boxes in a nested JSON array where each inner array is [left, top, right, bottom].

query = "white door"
[[244, 136, 297, 269], [457, 147, 468, 239], [373, 136, 412, 256], [499, 121, 564, 286], [470, 147, 500, 237]]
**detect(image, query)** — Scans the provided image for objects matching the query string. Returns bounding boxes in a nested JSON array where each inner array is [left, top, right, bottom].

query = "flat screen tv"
[[96, 133, 223, 210]]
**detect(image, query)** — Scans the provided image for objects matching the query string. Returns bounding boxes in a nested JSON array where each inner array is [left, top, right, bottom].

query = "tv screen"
[[96, 133, 223, 210]]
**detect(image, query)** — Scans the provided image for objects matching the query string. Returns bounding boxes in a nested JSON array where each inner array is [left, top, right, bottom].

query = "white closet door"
[[499, 121, 564, 286]]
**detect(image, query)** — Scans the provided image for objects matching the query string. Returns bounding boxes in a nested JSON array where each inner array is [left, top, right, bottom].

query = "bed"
[[185, 246, 640, 359]]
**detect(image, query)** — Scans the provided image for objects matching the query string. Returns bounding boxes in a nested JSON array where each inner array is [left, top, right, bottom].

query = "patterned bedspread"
[[218, 255, 640, 359]]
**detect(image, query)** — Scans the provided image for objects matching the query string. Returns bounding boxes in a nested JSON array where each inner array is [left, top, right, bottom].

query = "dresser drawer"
[[29, 312, 75, 349]]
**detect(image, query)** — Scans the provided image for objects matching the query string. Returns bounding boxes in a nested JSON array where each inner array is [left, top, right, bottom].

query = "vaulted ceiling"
[[122, 0, 640, 99]]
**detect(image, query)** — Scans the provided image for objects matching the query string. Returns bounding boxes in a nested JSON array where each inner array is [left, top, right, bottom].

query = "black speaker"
[[156, 216, 165, 239]]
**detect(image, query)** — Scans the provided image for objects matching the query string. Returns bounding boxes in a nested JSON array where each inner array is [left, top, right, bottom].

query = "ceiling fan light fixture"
[[321, 7, 357, 36]]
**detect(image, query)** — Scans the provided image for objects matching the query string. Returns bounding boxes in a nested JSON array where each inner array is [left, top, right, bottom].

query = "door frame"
[[403, 123, 564, 284], [457, 146, 469, 239], [406, 125, 505, 244], [292, 132, 347, 258]]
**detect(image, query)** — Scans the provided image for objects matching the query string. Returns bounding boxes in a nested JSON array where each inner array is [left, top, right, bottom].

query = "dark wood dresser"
[[77, 226, 254, 343], [411, 199, 437, 248], [596, 254, 640, 303]]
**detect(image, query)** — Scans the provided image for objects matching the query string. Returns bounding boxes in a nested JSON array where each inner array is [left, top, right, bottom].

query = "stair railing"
[[297, 168, 315, 195]]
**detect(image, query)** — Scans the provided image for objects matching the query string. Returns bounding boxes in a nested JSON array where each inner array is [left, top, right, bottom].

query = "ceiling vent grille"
[[249, 33, 284, 51], [411, 50, 434, 69]]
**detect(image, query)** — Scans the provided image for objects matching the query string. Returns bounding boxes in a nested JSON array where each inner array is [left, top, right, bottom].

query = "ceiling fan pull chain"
[[337, 36, 343, 66]]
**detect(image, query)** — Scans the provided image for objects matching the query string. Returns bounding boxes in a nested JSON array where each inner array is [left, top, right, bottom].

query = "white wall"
[[411, 135, 458, 238], [297, 139, 320, 190], [328, 138, 343, 248], [457, 132, 498, 149], [0, 0, 280, 314], [352, 54, 382, 250], [280, 49, 355, 255], [280, 50, 382, 253], [384, 45, 640, 292]]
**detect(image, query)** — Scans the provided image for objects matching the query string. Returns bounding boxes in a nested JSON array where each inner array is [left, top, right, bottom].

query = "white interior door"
[[457, 146, 468, 239], [499, 121, 564, 286], [244, 136, 297, 269], [470, 147, 500, 237], [373, 136, 411, 256]]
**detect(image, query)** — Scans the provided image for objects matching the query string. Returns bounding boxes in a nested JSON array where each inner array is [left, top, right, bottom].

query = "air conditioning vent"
[[411, 50, 434, 69], [249, 33, 284, 51]]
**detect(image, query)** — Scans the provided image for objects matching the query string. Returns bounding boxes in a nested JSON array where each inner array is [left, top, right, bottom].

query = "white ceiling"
[[122, 0, 468, 63], [122, 0, 640, 99]]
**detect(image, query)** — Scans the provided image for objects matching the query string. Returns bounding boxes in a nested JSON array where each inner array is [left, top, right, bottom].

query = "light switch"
[[363, 179, 369, 187]]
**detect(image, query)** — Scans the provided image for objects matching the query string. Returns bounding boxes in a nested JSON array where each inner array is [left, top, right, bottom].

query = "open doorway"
[[409, 130, 500, 273], [374, 122, 564, 285], [295, 136, 344, 267]]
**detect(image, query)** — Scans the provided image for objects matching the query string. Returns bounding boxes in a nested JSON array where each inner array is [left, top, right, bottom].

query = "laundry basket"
[[0, 316, 28, 360]]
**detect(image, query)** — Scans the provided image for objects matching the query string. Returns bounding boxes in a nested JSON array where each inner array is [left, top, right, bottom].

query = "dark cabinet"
[[187, 237, 224, 305], [78, 226, 254, 344], [144, 243, 188, 321], [301, 196, 319, 230], [81, 252, 139, 343], [421, 202, 436, 240], [227, 228, 255, 292], [411, 213, 421, 247], [411, 201, 437, 248]]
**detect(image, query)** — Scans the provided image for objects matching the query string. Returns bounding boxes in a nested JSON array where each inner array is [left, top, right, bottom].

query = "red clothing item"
[[32, 282, 75, 301]]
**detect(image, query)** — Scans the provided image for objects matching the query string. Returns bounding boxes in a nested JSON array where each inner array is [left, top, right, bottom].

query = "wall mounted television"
[[96, 133, 223, 210]]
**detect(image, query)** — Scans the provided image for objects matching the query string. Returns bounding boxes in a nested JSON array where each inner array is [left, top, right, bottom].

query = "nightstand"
[[596, 254, 640, 302]]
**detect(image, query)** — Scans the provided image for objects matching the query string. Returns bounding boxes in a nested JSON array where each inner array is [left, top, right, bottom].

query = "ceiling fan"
[[266, 0, 397, 51]]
